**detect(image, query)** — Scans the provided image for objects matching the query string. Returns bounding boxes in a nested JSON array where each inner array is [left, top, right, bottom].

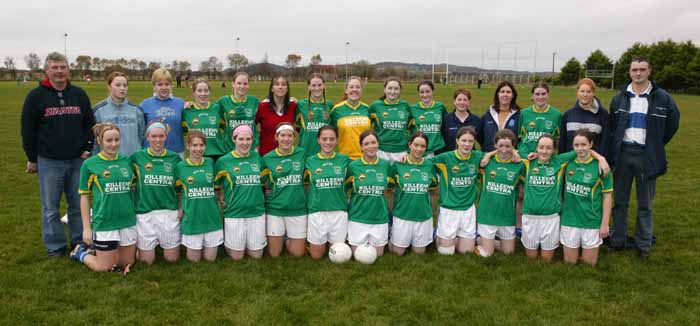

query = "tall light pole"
[[345, 41, 350, 80], [64, 33, 68, 61], [235, 36, 240, 54], [552, 52, 557, 85]]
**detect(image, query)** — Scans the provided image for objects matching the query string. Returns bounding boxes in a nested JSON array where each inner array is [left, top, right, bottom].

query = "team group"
[[21, 52, 680, 272]]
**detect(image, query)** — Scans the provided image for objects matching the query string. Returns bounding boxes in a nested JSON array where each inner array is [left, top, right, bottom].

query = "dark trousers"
[[611, 145, 656, 253]]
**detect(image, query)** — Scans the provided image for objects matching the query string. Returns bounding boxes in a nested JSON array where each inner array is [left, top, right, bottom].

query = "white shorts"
[[224, 215, 267, 251], [94, 225, 138, 246], [560, 225, 602, 249], [377, 150, 407, 165], [477, 224, 516, 240], [136, 210, 181, 250], [307, 211, 348, 245], [347, 221, 389, 247], [182, 229, 224, 250], [521, 214, 560, 250], [266, 214, 307, 239], [390, 217, 434, 248], [436, 205, 477, 240]]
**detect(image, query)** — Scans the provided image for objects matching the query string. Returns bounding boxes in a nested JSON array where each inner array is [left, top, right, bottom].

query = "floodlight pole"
[[345, 41, 350, 80], [236, 36, 240, 54], [64, 33, 68, 61], [552, 52, 557, 84]]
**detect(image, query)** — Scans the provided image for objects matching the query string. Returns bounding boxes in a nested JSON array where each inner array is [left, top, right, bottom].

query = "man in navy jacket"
[[608, 56, 680, 260]]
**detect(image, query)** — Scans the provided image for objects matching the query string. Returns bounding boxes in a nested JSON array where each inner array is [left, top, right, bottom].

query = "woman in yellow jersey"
[[330, 76, 371, 160]]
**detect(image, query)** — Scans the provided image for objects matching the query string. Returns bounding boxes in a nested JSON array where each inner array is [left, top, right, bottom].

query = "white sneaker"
[[60, 214, 68, 224]]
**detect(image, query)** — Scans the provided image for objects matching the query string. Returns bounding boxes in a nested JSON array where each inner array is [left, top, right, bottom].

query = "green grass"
[[1, 80, 699, 325]]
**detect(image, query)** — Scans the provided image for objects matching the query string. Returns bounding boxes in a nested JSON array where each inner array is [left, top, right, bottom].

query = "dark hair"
[[531, 81, 549, 94], [416, 80, 434, 92], [187, 130, 207, 145], [573, 128, 594, 145], [494, 129, 517, 147], [408, 131, 429, 148], [317, 124, 338, 139], [232, 72, 249, 83], [266, 75, 291, 115], [380, 77, 402, 100], [456, 126, 477, 141], [631, 55, 651, 68], [453, 88, 472, 100], [307, 73, 327, 104], [536, 133, 556, 148], [492, 81, 520, 112], [359, 129, 378, 146]]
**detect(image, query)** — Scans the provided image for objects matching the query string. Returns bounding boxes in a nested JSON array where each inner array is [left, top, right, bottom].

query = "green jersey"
[[305, 152, 350, 213], [296, 98, 333, 154], [369, 99, 411, 153], [182, 102, 226, 157], [433, 150, 484, 210], [175, 158, 222, 235], [392, 158, 438, 222], [561, 156, 613, 229], [261, 147, 307, 216], [215, 151, 265, 218], [131, 148, 181, 214], [346, 158, 394, 224], [521, 151, 576, 216], [409, 101, 447, 153], [517, 105, 562, 156], [79, 153, 136, 232], [216, 95, 260, 152], [476, 157, 524, 226]]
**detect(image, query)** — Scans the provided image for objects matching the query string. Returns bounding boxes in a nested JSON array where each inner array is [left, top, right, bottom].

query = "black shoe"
[[637, 250, 650, 261], [608, 245, 626, 252]]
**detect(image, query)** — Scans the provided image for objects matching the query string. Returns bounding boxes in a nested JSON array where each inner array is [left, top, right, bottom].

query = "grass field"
[[1, 80, 699, 325]]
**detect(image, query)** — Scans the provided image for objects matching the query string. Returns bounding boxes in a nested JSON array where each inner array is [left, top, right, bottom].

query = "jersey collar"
[[454, 149, 472, 160], [98, 152, 119, 161], [419, 100, 435, 109], [361, 156, 379, 165], [406, 156, 424, 165], [230, 95, 246, 103], [232, 150, 249, 158], [317, 152, 336, 159], [343, 100, 364, 110], [186, 158, 205, 166], [575, 155, 594, 164], [383, 99, 399, 105], [147, 148, 167, 157], [309, 97, 325, 104], [495, 155, 513, 163], [193, 102, 211, 110], [275, 146, 296, 156], [532, 104, 550, 113]]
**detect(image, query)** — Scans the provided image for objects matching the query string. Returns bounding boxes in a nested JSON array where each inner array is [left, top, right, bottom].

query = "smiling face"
[[147, 127, 167, 153], [318, 129, 337, 155], [495, 138, 514, 159], [419, 84, 433, 105], [454, 93, 470, 112], [233, 131, 253, 155], [384, 80, 401, 101], [100, 129, 121, 156], [409, 136, 427, 159], [45, 59, 69, 87], [498, 86, 514, 107], [276, 129, 295, 151], [188, 137, 206, 161], [109, 76, 128, 102], [308, 77, 325, 100], [233, 75, 249, 98], [536, 136, 555, 161], [573, 135, 592, 160], [345, 78, 362, 102], [154, 79, 172, 99], [193, 82, 210, 105], [361, 134, 379, 159], [271, 77, 288, 98], [577, 84, 594, 107], [532, 87, 549, 108]]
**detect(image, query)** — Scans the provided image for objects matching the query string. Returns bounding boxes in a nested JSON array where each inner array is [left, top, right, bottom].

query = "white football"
[[328, 242, 352, 264], [353, 244, 378, 265]]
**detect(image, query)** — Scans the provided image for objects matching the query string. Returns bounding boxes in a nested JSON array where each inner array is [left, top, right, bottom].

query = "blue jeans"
[[611, 145, 657, 253], [37, 156, 84, 255]]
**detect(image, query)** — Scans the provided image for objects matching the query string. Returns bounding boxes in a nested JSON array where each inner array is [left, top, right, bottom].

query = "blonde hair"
[[151, 68, 172, 85], [192, 77, 210, 92], [92, 123, 120, 146]]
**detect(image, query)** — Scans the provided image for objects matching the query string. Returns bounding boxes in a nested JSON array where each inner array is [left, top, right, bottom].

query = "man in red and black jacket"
[[21, 52, 95, 257]]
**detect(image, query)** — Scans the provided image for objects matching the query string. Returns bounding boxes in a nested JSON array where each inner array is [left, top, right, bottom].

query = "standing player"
[[92, 71, 144, 156], [140, 68, 186, 156], [296, 73, 333, 154], [433, 127, 484, 255], [217, 72, 260, 152], [369, 77, 411, 164], [561, 129, 613, 266], [71, 123, 136, 272], [175, 131, 223, 262], [559, 78, 610, 158], [130, 122, 182, 264], [305, 125, 350, 260], [518, 81, 561, 157], [475, 129, 523, 257], [479, 81, 521, 153], [182, 78, 225, 160], [215, 125, 266, 260], [330, 76, 371, 160], [261, 123, 307, 257], [346, 130, 394, 256], [389, 132, 438, 256], [409, 81, 447, 157], [256, 75, 297, 156], [441, 88, 481, 154]]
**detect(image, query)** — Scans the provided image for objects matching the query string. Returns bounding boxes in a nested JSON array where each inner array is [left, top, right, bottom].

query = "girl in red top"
[[256, 75, 297, 155]]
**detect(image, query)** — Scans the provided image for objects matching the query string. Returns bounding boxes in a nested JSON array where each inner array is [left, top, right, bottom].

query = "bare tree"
[[4, 56, 17, 80], [310, 54, 322, 65], [24, 53, 41, 71]]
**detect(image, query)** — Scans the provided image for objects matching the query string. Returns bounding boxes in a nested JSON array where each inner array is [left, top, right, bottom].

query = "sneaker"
[[515, 228, 522, 239], [70, 244, 87, 262]]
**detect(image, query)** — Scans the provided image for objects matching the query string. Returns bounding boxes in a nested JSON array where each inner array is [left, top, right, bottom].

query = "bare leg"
[[498, 239, 516, 255], [286, 239, 306, 257], [247, 249, 263, 259], [525, 248, 539, 259], [186, 248, 202, 262], [541, 249, 555, 262], [226, 248, 245, 261], [267, 236, 284, 257], [117, 244, 136, 267], [84, 249, 119, 272], [163, 247, 180, 263], [309, 243, 326, 260], [581, 247, 600, 266], [563, 246, 579, 265], [411, 246, 426, 255], [138, 249, 156, 265], [202, 246, 218, 261], [456, 237, 475, 254]]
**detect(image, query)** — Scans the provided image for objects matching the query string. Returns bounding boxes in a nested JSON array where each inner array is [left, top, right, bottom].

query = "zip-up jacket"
[[478, 106, 520, 152], [559, 97, 610, 159], [609, 81, 680, 178], [21, 78, 95, 162], [93, 96, 145, 156]]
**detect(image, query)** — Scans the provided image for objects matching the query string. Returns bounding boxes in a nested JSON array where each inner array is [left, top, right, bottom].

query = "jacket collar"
[[40, 77, 71, 91]]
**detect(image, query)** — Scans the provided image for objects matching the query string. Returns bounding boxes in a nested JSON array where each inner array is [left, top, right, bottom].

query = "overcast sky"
[[2, 0, 699, 71]]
